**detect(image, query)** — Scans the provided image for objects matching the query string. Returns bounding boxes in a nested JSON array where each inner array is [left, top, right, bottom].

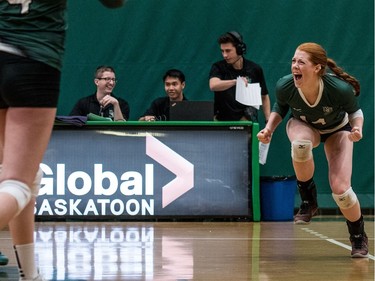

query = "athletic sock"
[[297, 178, 317, 204], [297, 178, 314, 189], [14, 243, 38, 280], [347, 215, 365, 236]]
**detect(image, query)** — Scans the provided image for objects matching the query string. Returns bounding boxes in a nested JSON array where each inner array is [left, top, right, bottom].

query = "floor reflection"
[[2, 220, 369, 281], [33, 221, 253, 281], [36, 224, 158, 280]]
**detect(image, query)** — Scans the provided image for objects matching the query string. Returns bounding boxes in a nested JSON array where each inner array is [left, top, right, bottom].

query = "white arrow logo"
[[146, 133, 194, 208]]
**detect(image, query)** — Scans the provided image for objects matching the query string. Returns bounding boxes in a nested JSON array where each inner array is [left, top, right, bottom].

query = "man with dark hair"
[[209, 31, 271, 122], [139, 69, 188, 121]]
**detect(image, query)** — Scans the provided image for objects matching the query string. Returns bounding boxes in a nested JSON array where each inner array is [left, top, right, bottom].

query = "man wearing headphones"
[[209, 31, 271, 122]]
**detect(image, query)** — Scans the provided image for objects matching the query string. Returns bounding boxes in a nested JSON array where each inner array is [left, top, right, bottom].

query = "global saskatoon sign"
[[35, 128, 250, 219]]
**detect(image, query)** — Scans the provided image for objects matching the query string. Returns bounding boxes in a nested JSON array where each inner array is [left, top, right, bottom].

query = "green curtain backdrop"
[[59, 0, 374, 207]]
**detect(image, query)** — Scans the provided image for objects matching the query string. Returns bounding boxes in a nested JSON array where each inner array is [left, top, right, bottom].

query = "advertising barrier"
[[35, 122, 258, 220]]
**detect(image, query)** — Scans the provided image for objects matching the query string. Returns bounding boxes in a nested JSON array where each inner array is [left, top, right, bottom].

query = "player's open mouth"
[[294, 74, 302, 80]]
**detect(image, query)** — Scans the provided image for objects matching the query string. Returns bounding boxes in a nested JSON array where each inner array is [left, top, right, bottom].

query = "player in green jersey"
[[0, 1, 124, 280], [257, 42, 368, 258]]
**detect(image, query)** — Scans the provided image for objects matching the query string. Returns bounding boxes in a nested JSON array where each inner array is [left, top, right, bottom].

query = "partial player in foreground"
[[0, 1, 124, 280]]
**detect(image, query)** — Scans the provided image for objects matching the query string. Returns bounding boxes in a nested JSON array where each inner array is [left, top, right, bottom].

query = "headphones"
[[227, 31, 247, 55]]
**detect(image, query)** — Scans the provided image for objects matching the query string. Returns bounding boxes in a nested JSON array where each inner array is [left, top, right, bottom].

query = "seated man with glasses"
[[70, 65, 130, 121]]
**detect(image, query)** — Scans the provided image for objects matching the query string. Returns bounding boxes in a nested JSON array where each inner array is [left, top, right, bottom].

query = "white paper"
[[259, 142, 270, 165], [235, 77, 262, 109]]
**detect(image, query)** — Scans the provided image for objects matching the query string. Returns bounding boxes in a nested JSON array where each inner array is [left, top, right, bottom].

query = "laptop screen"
[[169, 101, 214, 121]]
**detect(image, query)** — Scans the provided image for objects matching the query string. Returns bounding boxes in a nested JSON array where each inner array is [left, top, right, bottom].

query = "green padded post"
[[252, 122, 260, 221]]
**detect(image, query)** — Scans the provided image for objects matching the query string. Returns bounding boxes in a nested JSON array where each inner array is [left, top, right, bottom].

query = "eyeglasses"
[[97, 77, 117, 83]]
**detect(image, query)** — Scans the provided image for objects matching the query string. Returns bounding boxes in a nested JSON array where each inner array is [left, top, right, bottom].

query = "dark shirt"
[[140, 95, 188, 121], [209, 58, 268, 121], [69, 93, 130, 120], [274, 74, 359, 133]]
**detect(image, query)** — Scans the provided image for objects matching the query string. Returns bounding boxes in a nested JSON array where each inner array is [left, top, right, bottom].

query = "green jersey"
[[273, 74, 360, 133], [0, 0, 67, 70]]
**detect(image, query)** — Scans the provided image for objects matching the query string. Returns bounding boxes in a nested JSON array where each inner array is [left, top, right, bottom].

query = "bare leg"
[[9, 197, 37, 245], [286, 118, 321, 181], [286, 118, 321, 224], [0, 108, 56, 186], [324, 132, 361, 222], [325, 131, 367, 257], [0, 107, 55, 272]]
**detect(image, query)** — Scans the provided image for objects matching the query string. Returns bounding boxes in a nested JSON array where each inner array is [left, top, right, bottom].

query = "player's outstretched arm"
[[99, 0, 125, 8]]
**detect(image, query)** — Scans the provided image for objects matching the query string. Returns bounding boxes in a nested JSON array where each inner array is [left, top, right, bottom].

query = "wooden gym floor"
[[0, 216, 373, 281]]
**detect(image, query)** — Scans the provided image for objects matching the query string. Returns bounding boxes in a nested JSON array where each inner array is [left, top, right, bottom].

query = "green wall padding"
[[59, 0, 374, 206]]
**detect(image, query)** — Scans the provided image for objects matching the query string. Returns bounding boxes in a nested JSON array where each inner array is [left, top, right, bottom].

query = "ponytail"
[[327, 58, 360, 96]]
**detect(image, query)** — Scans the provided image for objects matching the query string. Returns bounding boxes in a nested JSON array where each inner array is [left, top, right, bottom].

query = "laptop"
[[169, 101, 214, 121]]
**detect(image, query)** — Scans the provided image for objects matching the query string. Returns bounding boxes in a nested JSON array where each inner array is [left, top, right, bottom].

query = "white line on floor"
[[302, 227, 375, 260]]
